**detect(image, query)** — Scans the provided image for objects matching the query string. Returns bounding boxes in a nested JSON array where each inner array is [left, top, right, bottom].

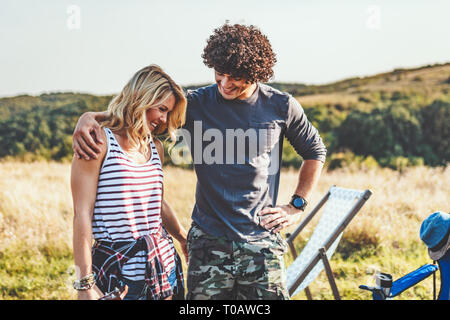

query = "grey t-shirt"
[[183, 83, 326, 241]]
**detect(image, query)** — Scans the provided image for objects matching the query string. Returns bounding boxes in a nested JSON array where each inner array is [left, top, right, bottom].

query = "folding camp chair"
[[436, 249, 450, 300], [359, 241, 449, 300], [285, 186, 372, 299]]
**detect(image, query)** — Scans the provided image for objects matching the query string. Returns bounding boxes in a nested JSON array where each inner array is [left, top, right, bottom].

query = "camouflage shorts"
[[186, 223, 289, 300]]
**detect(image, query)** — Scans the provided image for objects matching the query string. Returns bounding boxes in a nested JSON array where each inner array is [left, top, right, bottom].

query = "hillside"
[[0, 63, 449, 167], [291, 62, 450, 109]]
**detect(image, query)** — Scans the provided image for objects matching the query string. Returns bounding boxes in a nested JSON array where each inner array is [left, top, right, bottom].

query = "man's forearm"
[[293, 159, 324, 201], [91, 111, 109, 122]]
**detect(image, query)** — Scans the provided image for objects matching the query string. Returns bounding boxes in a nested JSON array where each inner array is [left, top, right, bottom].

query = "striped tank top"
[[92, 127, 176, 281]]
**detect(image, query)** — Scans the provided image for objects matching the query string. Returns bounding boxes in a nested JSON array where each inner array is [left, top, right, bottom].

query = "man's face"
[[215, 70, 256, 100]]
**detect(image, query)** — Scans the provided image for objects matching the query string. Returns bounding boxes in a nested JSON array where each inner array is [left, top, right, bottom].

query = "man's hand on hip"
[[258, 204, 303, 234]]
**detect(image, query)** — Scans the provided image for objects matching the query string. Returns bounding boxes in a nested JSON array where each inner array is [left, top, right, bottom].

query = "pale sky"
[[1, 0, 449, 97]]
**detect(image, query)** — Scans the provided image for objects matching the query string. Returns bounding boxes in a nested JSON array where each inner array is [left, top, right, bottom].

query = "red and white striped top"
[[92, 127, 176, 281]]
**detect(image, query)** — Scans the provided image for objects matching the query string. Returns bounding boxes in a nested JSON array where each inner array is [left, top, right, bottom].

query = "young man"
[[72, 23, 327, 300]]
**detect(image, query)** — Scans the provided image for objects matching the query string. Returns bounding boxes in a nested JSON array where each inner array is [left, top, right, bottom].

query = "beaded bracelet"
[[73, 273, 96, 291]]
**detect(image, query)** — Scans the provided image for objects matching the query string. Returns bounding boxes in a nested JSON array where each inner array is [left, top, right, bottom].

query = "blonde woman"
[[71, 65, 187, 300]]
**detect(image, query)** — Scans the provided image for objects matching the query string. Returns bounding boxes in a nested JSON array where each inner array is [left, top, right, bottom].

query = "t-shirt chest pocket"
[[248, 120, 281, 155]]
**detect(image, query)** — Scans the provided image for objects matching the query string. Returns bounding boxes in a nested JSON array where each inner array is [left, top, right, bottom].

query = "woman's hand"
[[77, 285, 103, 300], [258, 204, 303, 234], [72, 111, 106, 160]]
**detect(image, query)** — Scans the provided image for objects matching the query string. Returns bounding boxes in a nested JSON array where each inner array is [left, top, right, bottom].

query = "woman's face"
[[146, 94, 175, 131]]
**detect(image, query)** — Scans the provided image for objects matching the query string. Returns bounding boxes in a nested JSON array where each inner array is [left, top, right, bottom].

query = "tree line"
[[0, 84, 448, 170]]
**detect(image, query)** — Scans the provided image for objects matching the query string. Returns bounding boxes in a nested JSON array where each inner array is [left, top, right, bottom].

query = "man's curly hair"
[[202, 24, 277, 83]]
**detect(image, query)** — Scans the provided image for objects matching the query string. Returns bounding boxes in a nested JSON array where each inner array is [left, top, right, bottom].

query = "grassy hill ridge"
[[0, 63, 449, 167], [2, 62, 448, 108]]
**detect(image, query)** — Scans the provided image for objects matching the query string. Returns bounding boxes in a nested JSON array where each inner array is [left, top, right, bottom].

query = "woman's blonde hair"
[[101, 65, 186, 156]]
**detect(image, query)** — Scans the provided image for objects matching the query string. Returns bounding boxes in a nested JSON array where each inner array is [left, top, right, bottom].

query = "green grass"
[[0, 162, 447, 300], [286, 238, 437, 300], [0, 243, 76, 300], [1, 239, 437, 300]]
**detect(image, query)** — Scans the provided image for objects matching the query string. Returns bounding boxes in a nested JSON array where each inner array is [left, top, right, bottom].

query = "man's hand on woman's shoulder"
[[72, 111, 106, 160]]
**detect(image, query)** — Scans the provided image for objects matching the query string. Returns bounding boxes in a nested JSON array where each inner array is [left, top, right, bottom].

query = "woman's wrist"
[[73, 272, 96, 291]]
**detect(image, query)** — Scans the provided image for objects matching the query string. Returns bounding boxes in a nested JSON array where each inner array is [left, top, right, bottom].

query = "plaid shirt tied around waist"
[[92, 227, 184, 300]]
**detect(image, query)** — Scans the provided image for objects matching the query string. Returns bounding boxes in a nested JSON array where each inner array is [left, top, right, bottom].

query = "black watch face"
[[293, 197, 305, 208]]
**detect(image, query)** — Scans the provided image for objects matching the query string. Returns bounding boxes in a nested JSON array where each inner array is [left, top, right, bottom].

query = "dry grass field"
[[0, 161, 448, 300]]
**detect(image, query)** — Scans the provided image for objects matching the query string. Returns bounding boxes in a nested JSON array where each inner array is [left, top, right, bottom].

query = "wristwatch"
[[290, 194, 308, 211]]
